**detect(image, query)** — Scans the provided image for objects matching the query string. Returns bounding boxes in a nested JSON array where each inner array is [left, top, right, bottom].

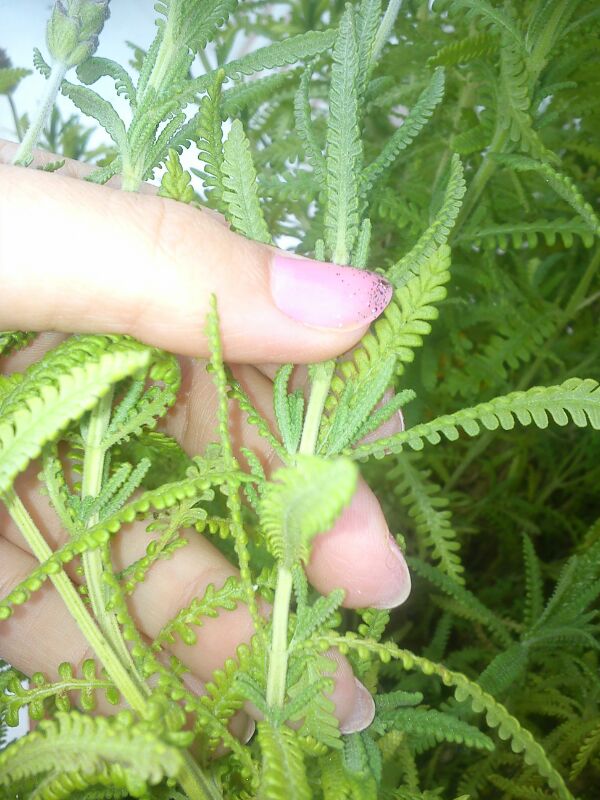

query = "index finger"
[[0, 145, 392, 363]]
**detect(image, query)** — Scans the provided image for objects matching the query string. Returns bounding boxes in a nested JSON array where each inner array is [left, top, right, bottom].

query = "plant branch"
[[265, 362, 334, 712], [0, 487, 147, 715], [12, 60, 67, 166], [81, 388, 144, 691]]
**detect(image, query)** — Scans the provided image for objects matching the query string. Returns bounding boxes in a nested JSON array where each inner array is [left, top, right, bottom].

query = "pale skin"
[[0, 139, 411, 738]]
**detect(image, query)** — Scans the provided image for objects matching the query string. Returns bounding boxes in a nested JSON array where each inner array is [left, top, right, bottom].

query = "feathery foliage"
[[3, 0, 600, 798]]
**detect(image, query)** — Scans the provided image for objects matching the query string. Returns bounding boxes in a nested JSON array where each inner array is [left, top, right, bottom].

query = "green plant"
[[2, 1, 600, 798]]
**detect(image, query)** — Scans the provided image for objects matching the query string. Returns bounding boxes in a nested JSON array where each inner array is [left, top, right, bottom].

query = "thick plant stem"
[[266, 362, 334, 710], [0, 487, 147, 716], [266, 566, 293, 709], [12, 60, 67, 166], [81, 389, 142, 688], [2, 487, 220, 800], [298, 361, 335, 456]]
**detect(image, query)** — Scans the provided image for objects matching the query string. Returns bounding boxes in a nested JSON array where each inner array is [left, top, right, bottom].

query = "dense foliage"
[[1, 1, 599, 799]]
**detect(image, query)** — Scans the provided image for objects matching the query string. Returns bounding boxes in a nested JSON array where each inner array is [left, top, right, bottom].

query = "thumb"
[[0, 162, 392, 362]]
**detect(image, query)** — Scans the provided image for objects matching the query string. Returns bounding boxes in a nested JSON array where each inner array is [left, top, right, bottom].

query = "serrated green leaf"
[[222, 119, 271, 243], [325, 6, 363, 264], [259, 455, 358, 568]]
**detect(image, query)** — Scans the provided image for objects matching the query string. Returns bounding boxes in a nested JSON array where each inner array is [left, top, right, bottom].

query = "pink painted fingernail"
[[340, 679, 376, 734], [271, 254, 393, 329]]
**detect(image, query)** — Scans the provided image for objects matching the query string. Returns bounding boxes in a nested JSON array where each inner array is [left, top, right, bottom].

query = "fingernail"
[[243, 718, 256, 744], [340, 679, 376, 734], [371, 535, 412, 610], [271, 254, 393, 329]]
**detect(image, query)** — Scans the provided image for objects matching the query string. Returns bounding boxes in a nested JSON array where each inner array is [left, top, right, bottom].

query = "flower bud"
[[46, 0, 110, 68]]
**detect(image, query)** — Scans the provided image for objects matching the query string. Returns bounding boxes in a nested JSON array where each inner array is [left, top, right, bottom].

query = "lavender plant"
[[1, 1, 599, 799]]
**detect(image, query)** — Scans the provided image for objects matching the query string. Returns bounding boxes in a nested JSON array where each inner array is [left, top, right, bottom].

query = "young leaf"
[[273, 365, 305, 455], [324, 5, 363, 264], [294, 68, 327, 190], [363, 68, 446, 193], [222, 119, 271, 243], [60, 81, 128, 152], [355, 0, 383, 100], [259, 455, 358, 568], [257, 721, 310, 800], [159, 148, 196, 203], [196, 68, 226, 209]]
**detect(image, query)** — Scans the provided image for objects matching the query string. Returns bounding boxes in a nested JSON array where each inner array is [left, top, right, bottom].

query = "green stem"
[[452, 126, 509, 238], [266, 566, 293, 710], [0, 487, 148, 715], [178, 753, 223, 800], [81, 390, 148, 695], [266, 362, 334, 711], [2, 480, 220, 800], [298, 361, 335, 456], [12, 60, 67, 166]]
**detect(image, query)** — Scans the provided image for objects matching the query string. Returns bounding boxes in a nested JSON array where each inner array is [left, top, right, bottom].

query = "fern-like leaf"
[[257, 721, 310, 800], [496, 154, 600, 236], [259, 455, 358, 568], [0, 711, 184, 797], [222, 119, 271, 243], [392, 456, 464, 583], [362, 68, 445, 193], [0, 336, 159, 494], [388, 154, 465, 286], [351, 378, 600, 460], [324, 5, 363, 264]]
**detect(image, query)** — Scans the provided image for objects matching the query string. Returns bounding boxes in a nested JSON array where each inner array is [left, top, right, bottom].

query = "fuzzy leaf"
[[363, 68, 445, 192], [324, 5, 363, 264], [257, 721, 310, 800], [273, 365, 305, 455], [222, 119, 271, 243], [259, 455, 358, 568], [60, 81, 127, 151]]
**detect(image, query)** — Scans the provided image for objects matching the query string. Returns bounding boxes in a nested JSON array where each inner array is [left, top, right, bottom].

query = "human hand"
[[0, 140, 411, 738]]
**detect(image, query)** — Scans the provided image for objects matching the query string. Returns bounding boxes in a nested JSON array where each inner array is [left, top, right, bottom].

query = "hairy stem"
[[12, 60, 67, 166], [266, 362, 334, 711], [266, 565, 293, 709], [178, 754, 223, 800], [0, 487, 147, 715], [81, 389, 143, 690], [298, 361, 335, 456]]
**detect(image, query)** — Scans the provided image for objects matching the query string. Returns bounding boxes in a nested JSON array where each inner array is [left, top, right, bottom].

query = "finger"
[[0, 516, 372, 733], [0, 162, 392, 363], [0, 140, 228, 228], [306, 478, 411, 609], [0, 537, 254, 740], [4, 339, 410, 612], [164, 360, 411, 610], [0, 138, 156, 194]]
